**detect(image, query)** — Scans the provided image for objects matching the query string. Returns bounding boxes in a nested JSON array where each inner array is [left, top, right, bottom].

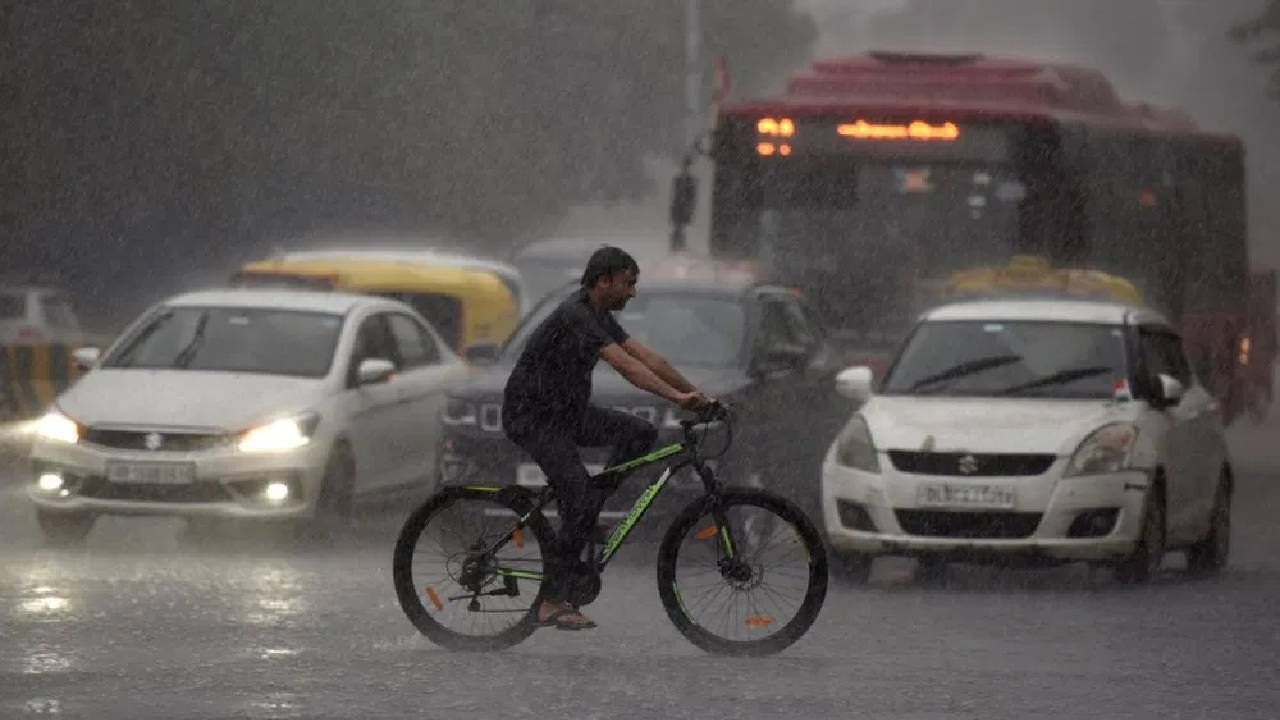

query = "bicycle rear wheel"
[[657, 489, 828, 656], [393, 486, 553, 651]]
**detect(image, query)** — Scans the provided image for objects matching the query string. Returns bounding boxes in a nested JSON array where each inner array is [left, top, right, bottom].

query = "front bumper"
[[821, 455, 1151, 563], [27, 437, 328, 520]]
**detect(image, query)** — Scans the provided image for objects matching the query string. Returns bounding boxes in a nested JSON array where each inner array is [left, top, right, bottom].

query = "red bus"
[[680, 51, 1249, 419]]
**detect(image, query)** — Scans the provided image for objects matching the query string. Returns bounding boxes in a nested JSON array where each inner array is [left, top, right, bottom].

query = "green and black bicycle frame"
[[481, 432, 741, 587]]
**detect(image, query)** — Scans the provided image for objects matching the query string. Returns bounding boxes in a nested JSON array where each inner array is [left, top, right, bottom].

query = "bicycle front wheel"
[[657, 489, 828, 656], [393, 486, 553, 651]]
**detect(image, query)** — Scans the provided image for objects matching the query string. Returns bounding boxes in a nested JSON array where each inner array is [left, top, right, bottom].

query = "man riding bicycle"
[[502, 246, 711, 630]]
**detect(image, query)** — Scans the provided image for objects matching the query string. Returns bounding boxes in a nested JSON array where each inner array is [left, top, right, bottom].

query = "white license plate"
[[106, 461, 196, 485], [516, 463, 604, 487], [918, 484, 1015, 509]]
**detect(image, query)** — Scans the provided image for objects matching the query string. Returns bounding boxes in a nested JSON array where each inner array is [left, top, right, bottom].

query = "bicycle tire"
[[393, 485, 554, 651], [657, 488, 828, 656]]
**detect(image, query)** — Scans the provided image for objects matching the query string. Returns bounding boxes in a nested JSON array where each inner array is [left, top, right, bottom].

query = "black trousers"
[[505, 406, 657, 603]]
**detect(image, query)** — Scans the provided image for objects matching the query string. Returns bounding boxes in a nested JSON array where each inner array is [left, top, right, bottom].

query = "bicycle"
[[392, 403, 829, 656]]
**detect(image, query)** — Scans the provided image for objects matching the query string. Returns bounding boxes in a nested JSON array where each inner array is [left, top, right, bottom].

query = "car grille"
[[895, 510, 1042, 539], [83, 428, 229, 452], [887, 451, 1056, 477], [473, 402, 660, 433], [79, 477, 231, 503]]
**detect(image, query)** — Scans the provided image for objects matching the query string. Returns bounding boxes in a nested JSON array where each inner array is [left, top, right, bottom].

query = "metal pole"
[[671, 0, 701, 253], [684, 0, 702, 148]]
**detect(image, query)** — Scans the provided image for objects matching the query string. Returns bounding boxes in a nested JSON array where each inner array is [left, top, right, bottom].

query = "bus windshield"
[[721, 157, 1028, 346]]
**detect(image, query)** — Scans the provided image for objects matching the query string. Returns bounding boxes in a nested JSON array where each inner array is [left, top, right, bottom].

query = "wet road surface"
[[2, 423, 1279, 719]]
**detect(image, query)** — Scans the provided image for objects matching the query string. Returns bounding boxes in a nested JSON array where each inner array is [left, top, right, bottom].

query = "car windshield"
[[504, 290, 747, 367], [882, 320, 1129, 399], [103, 306, 343, 377]]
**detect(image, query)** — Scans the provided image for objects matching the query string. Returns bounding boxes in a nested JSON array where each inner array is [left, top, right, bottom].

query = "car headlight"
[[237, 414, 319, 453], [442, 398, 477, 426], [34, 412, 80, 444], [1065, 422, 1138, 477], [835, 415, 880, 473]]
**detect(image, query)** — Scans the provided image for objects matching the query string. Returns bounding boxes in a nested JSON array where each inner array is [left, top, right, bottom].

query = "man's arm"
[[622, 338, 696, 393], [599, 343, 693, 405]]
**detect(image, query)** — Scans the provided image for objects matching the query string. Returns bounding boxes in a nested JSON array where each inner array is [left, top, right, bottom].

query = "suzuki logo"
[[144, 433, 164, 451], [957, 454, 978, 475]]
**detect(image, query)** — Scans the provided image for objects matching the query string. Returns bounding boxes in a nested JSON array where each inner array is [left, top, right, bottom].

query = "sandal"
[[535, 608, 598, 631]]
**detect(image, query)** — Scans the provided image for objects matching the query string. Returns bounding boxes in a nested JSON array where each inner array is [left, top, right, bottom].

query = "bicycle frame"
[[485, 429, 739, 586]]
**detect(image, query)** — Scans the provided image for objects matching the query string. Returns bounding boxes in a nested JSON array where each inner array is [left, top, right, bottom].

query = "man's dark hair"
[[580, 245, 639, 288]]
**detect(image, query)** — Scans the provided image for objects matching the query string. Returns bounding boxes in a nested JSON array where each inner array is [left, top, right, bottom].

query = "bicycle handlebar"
[[678, 400, 733, 459]]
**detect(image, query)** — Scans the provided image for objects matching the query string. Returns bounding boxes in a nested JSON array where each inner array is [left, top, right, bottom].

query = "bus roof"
[[724, 51, 1239, 144]]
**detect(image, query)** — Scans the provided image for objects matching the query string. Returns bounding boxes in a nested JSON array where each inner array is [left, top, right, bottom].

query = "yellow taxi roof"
[[945, 256, 1143, 305], [239, 257, 512, 297]]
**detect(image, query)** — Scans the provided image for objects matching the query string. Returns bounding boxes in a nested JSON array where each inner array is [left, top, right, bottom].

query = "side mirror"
[[463, 343, 500, 366], [1152, 373, 1185, 408], [670, 171, 697, 227], [72, 346, 101, 371], [836, 366, 874, 403], [356, 358, 396, 386]]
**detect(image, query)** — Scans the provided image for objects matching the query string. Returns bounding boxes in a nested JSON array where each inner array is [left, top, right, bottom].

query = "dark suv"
[[438, 277, 848, 522]]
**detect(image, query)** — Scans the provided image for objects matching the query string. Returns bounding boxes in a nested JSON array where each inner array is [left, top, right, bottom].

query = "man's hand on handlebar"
[[676, 390, 714, 412]]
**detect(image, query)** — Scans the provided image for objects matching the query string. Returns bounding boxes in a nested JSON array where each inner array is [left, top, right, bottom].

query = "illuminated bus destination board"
[[751, 117, 1013, 162]]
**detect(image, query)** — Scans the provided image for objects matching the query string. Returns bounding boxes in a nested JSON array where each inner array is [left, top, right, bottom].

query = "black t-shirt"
[[503, 288, 630, 431]]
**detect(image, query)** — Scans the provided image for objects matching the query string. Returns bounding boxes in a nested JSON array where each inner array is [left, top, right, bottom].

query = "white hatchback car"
[[27, 289, 467, 543], [822, 299, 1232, 584]]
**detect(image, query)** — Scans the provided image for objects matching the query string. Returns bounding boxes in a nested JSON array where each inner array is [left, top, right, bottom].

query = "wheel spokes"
[[672, 501, 813, 644], [410, 498, 545, 638]]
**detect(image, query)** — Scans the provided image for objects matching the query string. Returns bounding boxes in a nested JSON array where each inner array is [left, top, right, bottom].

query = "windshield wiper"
[[172, 312, 210, 369], [906, 354, 1022, 392], [994, 366, 1113, 396], [108, 310, 174, 367]]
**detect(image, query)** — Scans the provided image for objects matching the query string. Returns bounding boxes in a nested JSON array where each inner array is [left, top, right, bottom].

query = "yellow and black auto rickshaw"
[[234, 252, 521, 357]]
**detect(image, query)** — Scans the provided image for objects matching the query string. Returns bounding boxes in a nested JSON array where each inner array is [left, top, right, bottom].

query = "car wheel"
[[1115, 482, 1165, 584], [36, 510, 95, 546], [295, 442, 355, 545], [1187, 469, 1231, 576], [831, 550, 873, 585]]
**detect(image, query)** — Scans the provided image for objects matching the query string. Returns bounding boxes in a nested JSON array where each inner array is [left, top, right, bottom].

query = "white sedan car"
[[822, 299, 1232, 584], [27, 289, 467, 543]]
